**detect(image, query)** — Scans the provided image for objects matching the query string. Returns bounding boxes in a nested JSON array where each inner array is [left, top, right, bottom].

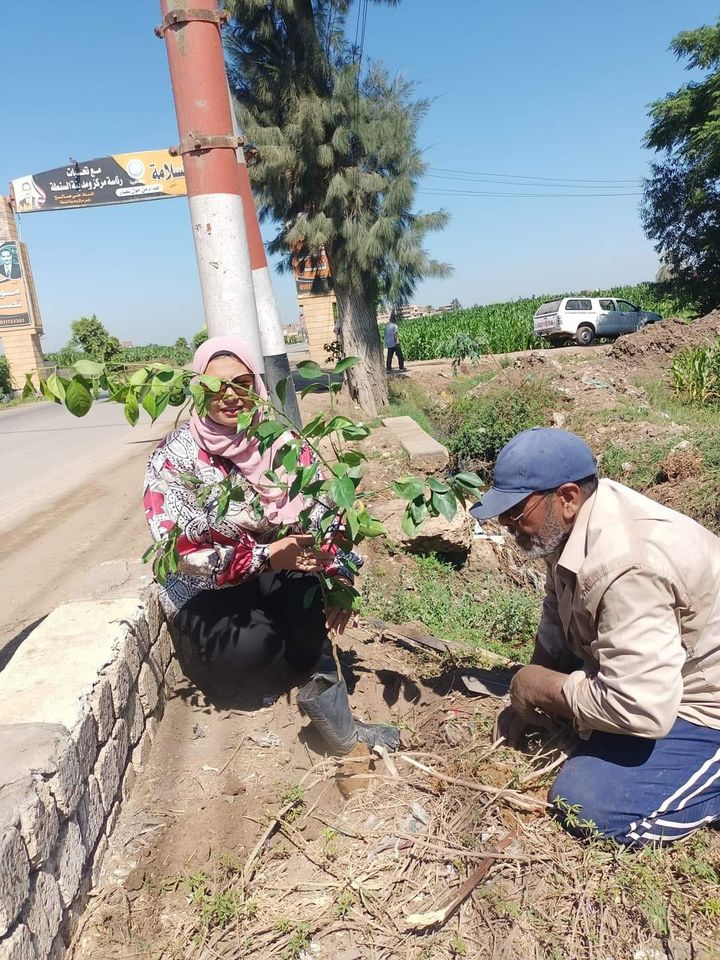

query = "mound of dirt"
[[609, 311, 720, 362]]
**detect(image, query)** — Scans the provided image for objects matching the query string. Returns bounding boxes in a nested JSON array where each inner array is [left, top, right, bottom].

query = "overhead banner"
[[11, 149, 187, 213], [0, 241, 33, 328]]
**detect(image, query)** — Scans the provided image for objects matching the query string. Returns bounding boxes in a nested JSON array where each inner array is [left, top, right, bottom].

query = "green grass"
[[442, 379, 560, 477], [387, 378, 441, 438], [361, 553, 540, 662], [394, 282, 696, 361]]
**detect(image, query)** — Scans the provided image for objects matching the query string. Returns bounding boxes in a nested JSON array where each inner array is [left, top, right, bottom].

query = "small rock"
[[191, 723, 207, 739], [409, 802, 431, 826], [551, 411, 566, 428], [248, 731, 282, 748], [671, 440, 692, 452], [621, 461, 635, 474]]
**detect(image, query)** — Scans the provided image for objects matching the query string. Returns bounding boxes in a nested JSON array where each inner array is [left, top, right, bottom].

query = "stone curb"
[[0, 587, 172, 960]]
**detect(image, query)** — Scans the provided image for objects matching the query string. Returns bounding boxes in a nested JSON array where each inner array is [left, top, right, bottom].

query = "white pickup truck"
[[533, 296, 662, 346]]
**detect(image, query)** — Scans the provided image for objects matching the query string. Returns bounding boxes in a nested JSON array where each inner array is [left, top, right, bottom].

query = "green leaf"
[[281, 445, 299, 473], [22, 374, 36, 400], [124, 392, 140, 426], [358, 512, 385, 537], [45, 373, 66, 402], [332, 356, 360, 375], [300, 383, 322, 398], [431, 490, 458, 522], [189, 383, 208, 416], [198, 374, 221, 392], [254, 420, 286, 450], [329, 381, 343, 395], [275, 377, 288, 406], [427, 477, 450, 493], [402, 496, 428, 536], [393, 477, 425, 501], [303, 413, 327, 438], [129, 368, 149, 386], [296, 360, 324, 380], [345, 508, 359, 542], [329, 476, 356, 510], [142, 391, 158, 420], [451, 472, 485, 493], [340, 423, 370, 441], [154, 394, 170, 418], [73, 358, 104, 378], [65, 378, 93, 418], [236, 410, 253, 433], [339, 450, 366, 466]]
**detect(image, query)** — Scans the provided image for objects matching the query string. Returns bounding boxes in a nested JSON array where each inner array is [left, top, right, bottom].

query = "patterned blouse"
[[143, 422, 358, 620]]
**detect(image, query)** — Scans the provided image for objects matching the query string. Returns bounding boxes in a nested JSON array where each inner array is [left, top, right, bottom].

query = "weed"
[[442, 380, 559, 476], [334, 888, 355, 917], [361, 553, 539, 661], [388, 378, 442, 438], [281, 922, 310, 959], [450, 935, 468, 957], [322, 827, 340, 861], [199, 890, 243, 929]]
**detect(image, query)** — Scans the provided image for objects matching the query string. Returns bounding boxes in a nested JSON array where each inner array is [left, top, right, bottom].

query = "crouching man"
[[470, 427, 720, 845]]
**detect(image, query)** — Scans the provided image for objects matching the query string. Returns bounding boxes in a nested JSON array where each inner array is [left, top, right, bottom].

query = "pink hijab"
[[188, 336, 305, 525]]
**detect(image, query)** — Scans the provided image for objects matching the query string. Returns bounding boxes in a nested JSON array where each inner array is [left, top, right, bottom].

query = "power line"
[[428, 166, 642, 186], [425, 173, 642, 190], [418, 187, 642, 198]]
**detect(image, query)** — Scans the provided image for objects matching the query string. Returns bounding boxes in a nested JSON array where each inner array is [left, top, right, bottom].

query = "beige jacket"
[[537, 479, 720, 738]]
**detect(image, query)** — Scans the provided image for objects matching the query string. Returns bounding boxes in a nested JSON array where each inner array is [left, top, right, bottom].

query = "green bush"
[[442, 380, 559, 476], [0, 356, 11, 395]]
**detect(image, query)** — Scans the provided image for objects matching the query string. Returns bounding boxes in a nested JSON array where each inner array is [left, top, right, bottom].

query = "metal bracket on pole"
[[154, 8, 229, 38], [169, 133, 246, 157]]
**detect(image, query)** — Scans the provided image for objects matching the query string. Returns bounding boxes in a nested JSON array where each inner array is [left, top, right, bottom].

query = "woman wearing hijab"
[[143, 336, 359, 694]]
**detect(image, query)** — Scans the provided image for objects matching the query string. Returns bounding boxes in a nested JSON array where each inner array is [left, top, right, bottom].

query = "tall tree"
[[642, 19, 720, 312], [225, 0, 449, 415], [69, 315, 122, 361]]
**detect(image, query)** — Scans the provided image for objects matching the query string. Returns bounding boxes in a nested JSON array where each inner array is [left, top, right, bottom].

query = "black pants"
[[171, 572, 328, 694], [386, 345, 405, 370]]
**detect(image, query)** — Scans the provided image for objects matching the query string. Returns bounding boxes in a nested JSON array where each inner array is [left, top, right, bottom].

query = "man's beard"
[[512, 508, 569, 559]]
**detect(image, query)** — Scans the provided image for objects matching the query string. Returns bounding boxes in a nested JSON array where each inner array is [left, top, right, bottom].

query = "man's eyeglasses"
[[504, 490, 553, 524]]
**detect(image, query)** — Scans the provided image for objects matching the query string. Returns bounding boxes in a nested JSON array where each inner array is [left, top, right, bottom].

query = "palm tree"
[[225, 0, 450, 415]]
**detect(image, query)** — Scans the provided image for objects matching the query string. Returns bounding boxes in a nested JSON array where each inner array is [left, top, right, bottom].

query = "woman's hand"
[[325, 606, 359, 636], [267, 534, 334, 573]]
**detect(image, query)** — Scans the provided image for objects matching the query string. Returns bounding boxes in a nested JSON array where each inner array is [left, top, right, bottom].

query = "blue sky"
[[1, 1, 716, 350]]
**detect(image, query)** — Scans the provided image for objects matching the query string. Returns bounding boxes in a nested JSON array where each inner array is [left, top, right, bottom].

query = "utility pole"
[[228, 95, 301, 426], [157, 0, 263, 368]]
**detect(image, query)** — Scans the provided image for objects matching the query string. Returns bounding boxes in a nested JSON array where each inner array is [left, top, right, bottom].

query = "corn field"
[[394, 282, 694, 361], [671, 340, 720, 405]]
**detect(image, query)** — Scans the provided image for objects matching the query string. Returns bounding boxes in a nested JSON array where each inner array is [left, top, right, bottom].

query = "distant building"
[[377, 304, 432, 324]]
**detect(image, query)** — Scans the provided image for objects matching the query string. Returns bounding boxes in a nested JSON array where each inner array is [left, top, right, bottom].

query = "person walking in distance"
[[384, 309, 406, 373]]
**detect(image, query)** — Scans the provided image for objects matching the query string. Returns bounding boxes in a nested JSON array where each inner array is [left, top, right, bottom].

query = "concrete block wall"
[[0, 590, 173, 960]]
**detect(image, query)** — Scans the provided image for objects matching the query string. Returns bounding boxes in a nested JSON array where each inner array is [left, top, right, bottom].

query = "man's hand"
[[267, 535, 334, 573], [494, 664, 573, 748]]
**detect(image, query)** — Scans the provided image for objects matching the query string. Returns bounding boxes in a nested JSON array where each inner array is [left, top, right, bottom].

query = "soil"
[[69, 319, 720, 960]]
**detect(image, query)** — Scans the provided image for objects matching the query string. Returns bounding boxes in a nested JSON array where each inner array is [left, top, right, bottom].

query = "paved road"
[[0, 400, 176, 661]]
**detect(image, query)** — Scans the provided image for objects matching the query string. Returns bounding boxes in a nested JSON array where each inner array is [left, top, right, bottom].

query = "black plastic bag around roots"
[[296, 672, 400, 756]]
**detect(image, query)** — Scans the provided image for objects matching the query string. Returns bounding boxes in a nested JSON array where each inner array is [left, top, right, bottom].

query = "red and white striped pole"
[[157, 0, 263, 369], [228, 96, 301, 426]]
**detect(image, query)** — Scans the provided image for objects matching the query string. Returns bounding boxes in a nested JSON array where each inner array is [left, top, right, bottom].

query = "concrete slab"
[[0, 599, 143, 730], [381, 416, 449, 471]]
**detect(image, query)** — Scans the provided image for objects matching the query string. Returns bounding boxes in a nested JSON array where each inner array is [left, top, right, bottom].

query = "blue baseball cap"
[[470, 428, 597, 521]]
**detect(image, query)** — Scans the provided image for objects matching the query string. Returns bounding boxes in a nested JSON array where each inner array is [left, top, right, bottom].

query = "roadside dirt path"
[[0, 404, 170, 662]]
